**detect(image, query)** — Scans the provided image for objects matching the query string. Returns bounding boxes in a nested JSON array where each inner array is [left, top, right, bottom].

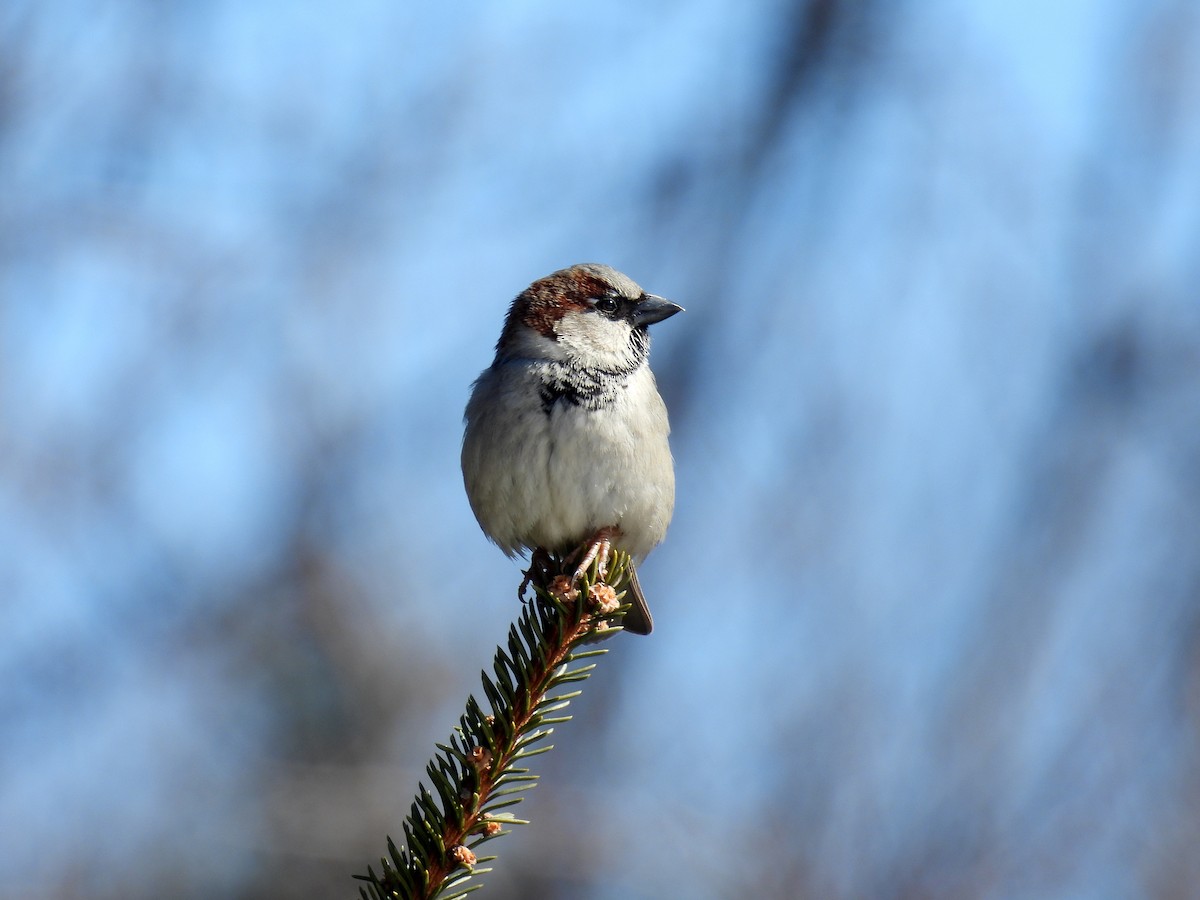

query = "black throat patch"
[[535, 329, 650, 415]]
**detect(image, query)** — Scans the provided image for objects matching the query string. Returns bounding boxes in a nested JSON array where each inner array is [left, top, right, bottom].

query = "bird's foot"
[[571, 526, 621, 586], [518, 547, 555, 602]]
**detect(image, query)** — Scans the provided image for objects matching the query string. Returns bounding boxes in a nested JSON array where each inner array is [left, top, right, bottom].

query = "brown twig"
[[356, 552, 630, 900]]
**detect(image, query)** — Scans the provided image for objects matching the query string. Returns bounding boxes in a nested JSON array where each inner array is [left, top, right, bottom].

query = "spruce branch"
[[354, 551, 635, 900]]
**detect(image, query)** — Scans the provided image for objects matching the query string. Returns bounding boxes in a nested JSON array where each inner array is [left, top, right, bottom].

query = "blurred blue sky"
[[3, 2, 1200, 898]]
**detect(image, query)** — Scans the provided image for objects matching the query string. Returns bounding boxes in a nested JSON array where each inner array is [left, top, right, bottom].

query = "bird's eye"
[[594, 296, 620, 314]]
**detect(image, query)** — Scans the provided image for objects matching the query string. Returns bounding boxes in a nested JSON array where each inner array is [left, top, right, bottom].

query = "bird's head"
[[497, 263, 682, 371]]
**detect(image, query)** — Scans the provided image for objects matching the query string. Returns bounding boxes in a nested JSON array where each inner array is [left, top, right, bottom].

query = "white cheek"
[[554, 313, 634, 367]]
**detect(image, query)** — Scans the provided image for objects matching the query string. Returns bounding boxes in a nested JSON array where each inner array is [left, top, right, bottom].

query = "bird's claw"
[[571, 526, 620, 585], [518, 548, 554, 602]]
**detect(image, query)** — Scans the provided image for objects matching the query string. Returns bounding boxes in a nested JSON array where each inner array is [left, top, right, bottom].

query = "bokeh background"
[[4, 2, 1200, 898]]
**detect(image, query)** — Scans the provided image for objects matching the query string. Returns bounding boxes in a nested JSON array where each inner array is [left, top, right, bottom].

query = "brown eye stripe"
[[513, 271, 616, 337], [564, 270, 616, 304]]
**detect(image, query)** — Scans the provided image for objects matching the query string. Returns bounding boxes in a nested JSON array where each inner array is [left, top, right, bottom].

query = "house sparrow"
[[461, 263, 682, 635]]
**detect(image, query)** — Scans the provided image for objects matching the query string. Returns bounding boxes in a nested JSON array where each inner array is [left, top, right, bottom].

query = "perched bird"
[[461, 263, 682, 634]]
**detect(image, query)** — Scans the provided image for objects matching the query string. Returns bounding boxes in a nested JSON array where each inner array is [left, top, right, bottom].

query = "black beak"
[[631, 294, 684, 327]]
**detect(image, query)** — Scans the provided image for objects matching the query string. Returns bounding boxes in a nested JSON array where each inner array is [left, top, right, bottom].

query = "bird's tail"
[[622, 563, 654, 635]]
